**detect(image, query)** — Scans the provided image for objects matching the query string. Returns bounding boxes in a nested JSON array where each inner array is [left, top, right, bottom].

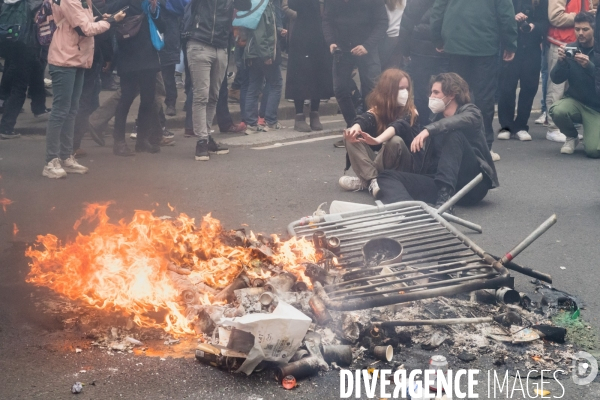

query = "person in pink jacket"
[[43, 0, 125, 179]]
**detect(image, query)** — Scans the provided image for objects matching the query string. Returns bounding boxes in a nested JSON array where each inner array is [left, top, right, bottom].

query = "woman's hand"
[[343, 124, 364, 144], [411, 129, 429, 153], [113, 10, 126, 22], [357, 131, 380, 146]]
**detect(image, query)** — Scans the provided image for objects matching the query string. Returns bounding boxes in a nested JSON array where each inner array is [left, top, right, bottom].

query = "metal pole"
[[440, 212, 483, 233], [437, 173, 483, 215], [500, 214, 557, 264], [374, 316, 494, 328]]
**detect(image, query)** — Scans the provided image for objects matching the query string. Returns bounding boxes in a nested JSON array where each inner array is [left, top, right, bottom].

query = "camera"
[[518, 18, 531, 33], [565, 46, 581, 58]]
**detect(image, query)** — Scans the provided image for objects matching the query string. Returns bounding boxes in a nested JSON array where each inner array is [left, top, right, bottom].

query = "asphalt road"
[[0, 114, 599, 399]]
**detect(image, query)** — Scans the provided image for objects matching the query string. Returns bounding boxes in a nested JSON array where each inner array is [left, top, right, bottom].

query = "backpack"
[[0, 0, 30, 43], [34, 0, 60, 46]]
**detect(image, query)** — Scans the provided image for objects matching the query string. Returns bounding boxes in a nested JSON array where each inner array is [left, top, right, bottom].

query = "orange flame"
[[0, 189, 13, 212], [12, 223, 18, 237], [26, 203, 317, 335]]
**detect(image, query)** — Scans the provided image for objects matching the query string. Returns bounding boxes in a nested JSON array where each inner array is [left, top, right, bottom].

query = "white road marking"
[[252, 134, 342, 150]]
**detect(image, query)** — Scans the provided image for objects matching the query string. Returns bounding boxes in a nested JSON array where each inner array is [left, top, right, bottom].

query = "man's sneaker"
[[515, 130, 532, 141], [208, 136, 229, 154], [560, 137, 578, 154], [0, 132, 20, 139], [490, 150, 501, 162], [165, 105, 176, 116], [160, 136, 175, 146], [369, 178, 380, 198], [61, 155, 88, 174], [546, 129, 567, 143], [258, 117, 266, 126], [222, 122, 247, 133], [497, 129, 511, 140], [175, 73, 184, 89], [195, 139, 210, 161], [333, 139, 345, 148], [338, 176, 366, 191], [33, 108, 51, 117], [434, 184, 455, 214], [245, 125, 268, 135], [113, 140, 134, 156], [162, 128, 175, 139], [129, 124, 138, 139], [267, 122, 284, 130], [535, 112, 547, 125], [43, 158, 67, 179]]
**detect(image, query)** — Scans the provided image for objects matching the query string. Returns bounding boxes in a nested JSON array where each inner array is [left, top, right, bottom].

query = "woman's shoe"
[[294, 114, 311, 132], [309, 111, 323, 131]]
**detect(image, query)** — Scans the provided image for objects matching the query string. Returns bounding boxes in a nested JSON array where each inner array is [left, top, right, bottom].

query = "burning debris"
[[23, 200, 598, 394]]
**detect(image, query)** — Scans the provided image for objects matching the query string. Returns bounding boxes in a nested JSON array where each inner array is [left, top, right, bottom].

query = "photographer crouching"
[[549, 12, 600, 157]]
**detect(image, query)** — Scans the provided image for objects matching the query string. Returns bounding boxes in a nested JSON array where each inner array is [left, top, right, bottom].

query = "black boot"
[[135, 139, 160, 153], [434, 184, 455, 214], [309, 111, 323, 131], [195, 139, 209, 161], [208, 136, 229, 154], [294, 113, 311, 132]]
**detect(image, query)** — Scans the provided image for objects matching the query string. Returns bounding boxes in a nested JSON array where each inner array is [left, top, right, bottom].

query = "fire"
[[0, 190, 13, 212], [26, 203, 318, 335], [12, 223, 18, 237]]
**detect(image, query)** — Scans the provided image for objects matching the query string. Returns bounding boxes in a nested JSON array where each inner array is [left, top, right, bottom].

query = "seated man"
[[377, 73, 499, 211], [549, 12, 600, 157]]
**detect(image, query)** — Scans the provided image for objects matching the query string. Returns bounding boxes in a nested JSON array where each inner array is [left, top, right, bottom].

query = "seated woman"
[[338, 69, 420, 198], [377, 73, 499, 211]]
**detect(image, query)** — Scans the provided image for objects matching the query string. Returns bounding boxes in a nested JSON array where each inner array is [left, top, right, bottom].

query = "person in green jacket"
[[430, 0, 518, 162]]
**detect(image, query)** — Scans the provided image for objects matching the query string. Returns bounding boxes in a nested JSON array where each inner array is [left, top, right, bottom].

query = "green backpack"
[[0, 0, 34, 44]]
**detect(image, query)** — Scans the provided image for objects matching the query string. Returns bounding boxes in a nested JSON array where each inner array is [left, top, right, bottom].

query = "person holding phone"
[[338, 69, 420, 198], [43, 0, 126, 178]]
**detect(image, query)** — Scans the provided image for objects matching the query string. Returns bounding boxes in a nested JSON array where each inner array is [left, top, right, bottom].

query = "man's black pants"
[[378, 131, 490, 205], [498, 47, 541, 133], [448, 55, 498, 149]]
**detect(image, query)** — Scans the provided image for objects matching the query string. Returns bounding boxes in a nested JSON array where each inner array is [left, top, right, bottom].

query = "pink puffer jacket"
[[48, 0, 111, 68]]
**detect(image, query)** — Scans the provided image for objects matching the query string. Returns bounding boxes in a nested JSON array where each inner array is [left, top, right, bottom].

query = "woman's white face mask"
[[397, 89, 409, 106], [428, 96, 448, 114]]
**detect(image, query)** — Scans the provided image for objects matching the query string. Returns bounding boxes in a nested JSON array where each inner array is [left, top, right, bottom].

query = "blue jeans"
[[46, 65, 84, 163], [235, 45, 249, 121], [540, 42, 549, 113], [244, 60, 282, 126]]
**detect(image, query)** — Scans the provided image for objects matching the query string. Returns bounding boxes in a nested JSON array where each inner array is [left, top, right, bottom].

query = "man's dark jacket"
[[321, 0, 387, 53], [397, 0, 440, 58], [512, 0, 548, 49], [424, 104, 499, 188]]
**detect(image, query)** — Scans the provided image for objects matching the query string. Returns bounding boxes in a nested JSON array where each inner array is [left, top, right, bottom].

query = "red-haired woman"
[[339, 69, 421, 198]]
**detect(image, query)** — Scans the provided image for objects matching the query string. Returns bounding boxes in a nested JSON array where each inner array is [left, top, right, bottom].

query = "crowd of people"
[[0, 0, 597, 212]]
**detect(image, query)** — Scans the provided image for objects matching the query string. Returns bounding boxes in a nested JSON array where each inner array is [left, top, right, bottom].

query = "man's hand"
[[574, 53, 590, 68], [515, 12, 527, 22], [330, 44, 338, 54], [351, 45, 368, 56], [503, 50, 515, 61], [102, 61, 111, 73], [264, 58, 273, 65], [280, 29, 288, 37], [435, 47, 444, 53], [411, 129, 429, 153], [557, 46, 566, 62], [112, 10, 126, 22], [356, 131, 380, 146]]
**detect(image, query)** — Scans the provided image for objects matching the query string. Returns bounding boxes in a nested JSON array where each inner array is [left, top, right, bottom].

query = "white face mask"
[[428, 96, 448, 114], [397, 89, 409, 107]]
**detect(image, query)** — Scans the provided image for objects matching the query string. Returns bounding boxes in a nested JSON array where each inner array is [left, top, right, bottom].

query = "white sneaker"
[[369, 179, 380, 198], [546, 129, 566, 143], [490, 150, 500, 162], [42, 158, 67, 179], [61, 155, 88, 174], [497, 130, 511, 140], [515, 130, 532, 141], [338, 176, 366, 191], [535, 112, 547, 125], [560, 137, 578, 154]]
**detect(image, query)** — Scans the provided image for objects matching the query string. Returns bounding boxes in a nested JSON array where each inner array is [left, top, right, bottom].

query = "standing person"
[[182, 0, 249, 160], [43, 0, 124, 178], [111, 0, 165, 156], [380, 0, 405, 70], [497, 0, 549, 141], [550, 12, 600, 156], [160, 0, 186, 116], [339, 69, 420, 198], [322, 0, 388, 130], [430, 0, 518, 162], [545, 0, 590, 142], [285, 0, 333, 132], [377, 73, 498, 211], [243, 0, 285, 133], [397, 0, 448, 124]]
